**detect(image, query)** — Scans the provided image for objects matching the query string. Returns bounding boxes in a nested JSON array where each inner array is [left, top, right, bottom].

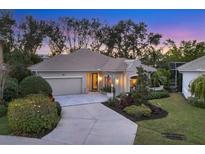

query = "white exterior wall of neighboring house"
[[182, 71, 205, 98]]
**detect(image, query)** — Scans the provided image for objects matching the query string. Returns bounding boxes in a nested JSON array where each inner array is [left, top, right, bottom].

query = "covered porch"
[[85, 72, 125, 96]]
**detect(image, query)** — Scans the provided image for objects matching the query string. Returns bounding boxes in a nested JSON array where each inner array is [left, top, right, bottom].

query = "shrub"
[[0, 105, 7, 117], [55, 101, 62, 116], [107, 97, 119, 107], [190, 75, 205, 103], [3, 78, 19, 103], [138, 104, 152, 117], [134, 67, 150, 103], [9, 64, 31, 82], [101, 86, 111, 93], [8, 94, 59, 137], [148, 90, 169, 100], [123, 105, 142, 118], [151, 69, 171, 88], [188, 97, 205, 108], [132, 92, 144, 105], [19, 76, 52, 97], [123, 104, 152, 118], [117, 94, 134, 109]]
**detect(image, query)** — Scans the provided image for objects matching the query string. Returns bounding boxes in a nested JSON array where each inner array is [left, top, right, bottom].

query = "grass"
[[135, 93, 205, 145], [0, 116, 10, 135]]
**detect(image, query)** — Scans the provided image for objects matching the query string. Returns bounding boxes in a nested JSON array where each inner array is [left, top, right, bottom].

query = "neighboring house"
[[29, 49, 156, 96], [178, 55, 205, 98], [39, 54, 50, 61]]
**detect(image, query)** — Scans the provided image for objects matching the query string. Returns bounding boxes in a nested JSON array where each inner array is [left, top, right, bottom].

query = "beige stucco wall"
[[100, 72, 125, 96], [36, 71, 129, 96], [37, 71, 87, 93]]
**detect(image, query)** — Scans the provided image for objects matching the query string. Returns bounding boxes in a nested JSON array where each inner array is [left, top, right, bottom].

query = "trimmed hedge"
[[0, 105, 7, 117], [55, 101, 62, 116], [3, 78, 19, 103], [19, 76, 52, 97], [8, 94, 59, 137], [148, 90, 169, 100], [123, 104, 152, 118]]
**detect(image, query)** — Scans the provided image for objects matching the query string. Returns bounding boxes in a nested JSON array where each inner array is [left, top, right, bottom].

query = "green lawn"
[[135, 93, 205, 145], [0, 116, 10, 135]]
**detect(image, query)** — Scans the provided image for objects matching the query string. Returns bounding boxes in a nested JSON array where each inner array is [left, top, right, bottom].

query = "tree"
[[190, 75, 205, 103], [0, 43, 7, 104], [95, 20, 162, 59], [60, 17, 102, 53], [0, 10, 16, 62], [141, 46, 164, 67], [164, 39, 205, 63], [45, 21, 66, 56], [0, 64, 9, 105], [17, 16, 46, 54], [6, 48, 42, 82], [132, 67, 150, 104], [151, 68, 171, 88]]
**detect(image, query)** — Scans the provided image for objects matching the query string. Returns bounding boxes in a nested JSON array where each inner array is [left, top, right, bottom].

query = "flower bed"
[[103, 97, 168, 122]]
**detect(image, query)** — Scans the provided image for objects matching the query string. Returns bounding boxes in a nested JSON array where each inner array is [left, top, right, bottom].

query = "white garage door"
[[45, 77, 82, 95]]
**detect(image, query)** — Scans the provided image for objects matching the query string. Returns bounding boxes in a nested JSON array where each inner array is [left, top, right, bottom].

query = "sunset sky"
[[13, 9, 205, 54]]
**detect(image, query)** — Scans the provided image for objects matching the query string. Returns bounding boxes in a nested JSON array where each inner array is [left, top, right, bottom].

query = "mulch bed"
[[102, 102, 168, 122]]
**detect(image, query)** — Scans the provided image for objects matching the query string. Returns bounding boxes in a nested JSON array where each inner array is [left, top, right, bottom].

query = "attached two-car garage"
[[45, 77, 83, 95]]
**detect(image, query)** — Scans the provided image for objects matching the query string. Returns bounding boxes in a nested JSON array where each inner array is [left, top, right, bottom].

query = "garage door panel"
[[46, 78, 82, 95]]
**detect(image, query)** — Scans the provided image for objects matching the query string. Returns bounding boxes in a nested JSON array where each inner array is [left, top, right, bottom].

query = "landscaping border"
[[103, 102, 168, 122]]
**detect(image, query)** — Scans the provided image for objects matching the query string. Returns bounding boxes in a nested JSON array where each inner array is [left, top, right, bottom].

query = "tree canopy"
[[1, 10, 205, 68]]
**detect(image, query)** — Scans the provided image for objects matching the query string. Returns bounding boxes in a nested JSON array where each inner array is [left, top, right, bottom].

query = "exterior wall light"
[[99, 76, 102, 81], [115, 78, 119, 85]]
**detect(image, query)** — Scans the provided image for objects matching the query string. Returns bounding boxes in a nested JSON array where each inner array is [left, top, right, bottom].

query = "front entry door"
[[92, 73, 98, 91]]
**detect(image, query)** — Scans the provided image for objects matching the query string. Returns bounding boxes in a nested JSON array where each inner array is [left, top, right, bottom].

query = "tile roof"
[[29, 48, 156, 72]]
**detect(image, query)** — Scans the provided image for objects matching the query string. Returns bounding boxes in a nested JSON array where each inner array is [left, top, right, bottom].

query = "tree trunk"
[[0, 41, 3, 64]]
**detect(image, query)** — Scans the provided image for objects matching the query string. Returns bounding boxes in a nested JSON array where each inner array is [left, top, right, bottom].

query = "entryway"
[[92, 73, 98, 91]]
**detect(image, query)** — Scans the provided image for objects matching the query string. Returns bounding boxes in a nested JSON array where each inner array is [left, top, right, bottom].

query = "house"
[[29, 49, 156, 96], [39, 54, 50, 61], [178, 55, 205, 98]]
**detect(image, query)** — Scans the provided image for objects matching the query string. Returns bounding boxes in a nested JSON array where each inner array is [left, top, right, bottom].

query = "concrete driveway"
[[0, 103, 137, 145], [54, 92, 109, 106], [42, 103, 138, 145]]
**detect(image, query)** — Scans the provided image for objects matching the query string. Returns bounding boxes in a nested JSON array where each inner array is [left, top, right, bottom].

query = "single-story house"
[[29, 49, 156, 96], [178, 55, 205, 98]]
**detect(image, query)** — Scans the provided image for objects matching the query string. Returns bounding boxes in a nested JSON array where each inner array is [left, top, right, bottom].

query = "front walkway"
[[54, 92, 109, 106], [42, 103, 137, 145]]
